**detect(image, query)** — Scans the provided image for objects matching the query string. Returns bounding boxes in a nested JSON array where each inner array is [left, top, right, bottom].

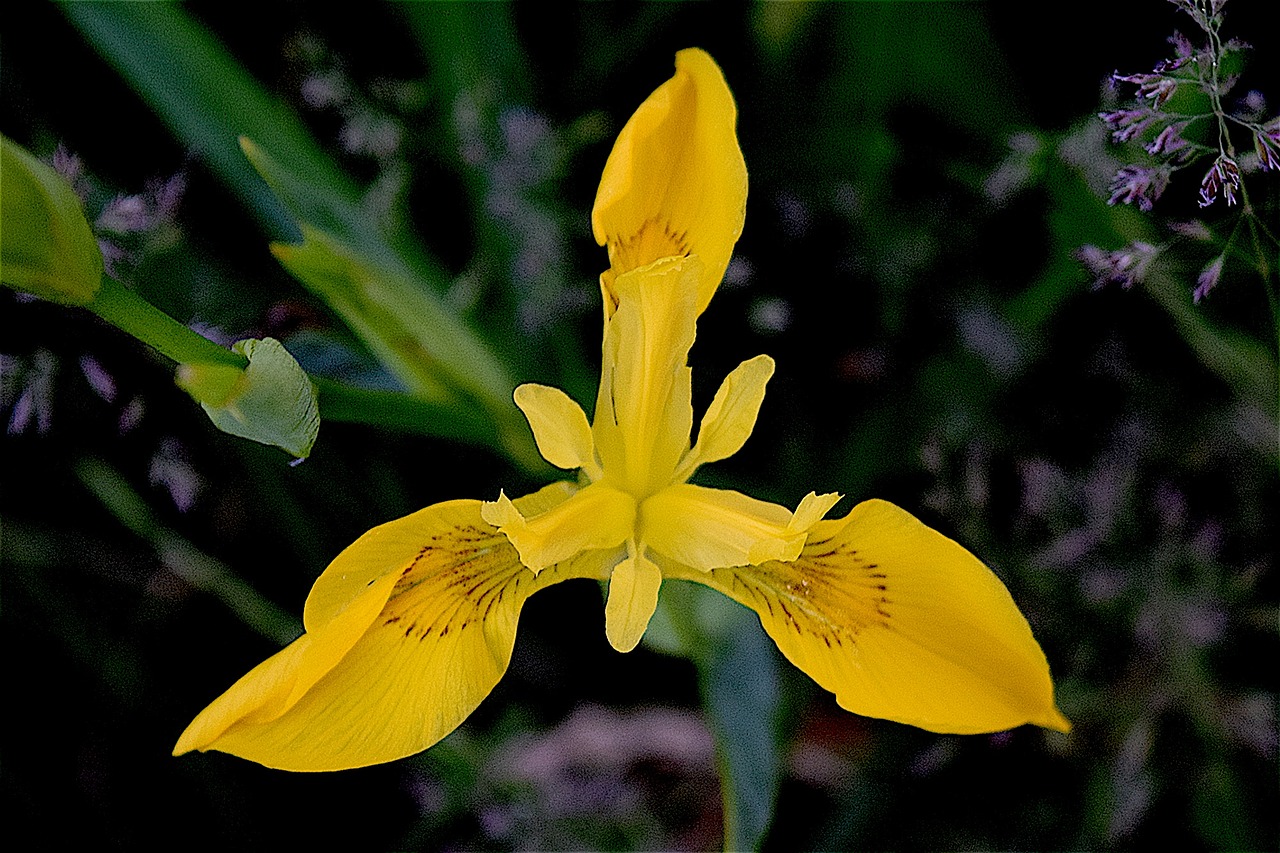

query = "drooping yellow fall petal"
[[172, 633, 315, 759], [592, 48, 748, 318], [481, 483, 636, 574], [675, 354, 775, 481], [663, 499, 1071, 734], [604, 549, 664, 653], [640, 483, 832, 570], [174, 498, 613, 771], [513, 383, 601, 479], [593, 256, 699, 496]]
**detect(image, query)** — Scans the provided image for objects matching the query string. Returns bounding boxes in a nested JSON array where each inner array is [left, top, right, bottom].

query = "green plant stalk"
[[660, 581, 781, 853], [86, 276, 538, 462], [660, 585, 746, 851], [76, 456, 301, 644], [88, 276, 247, 368], [311, 378, 501, 448]]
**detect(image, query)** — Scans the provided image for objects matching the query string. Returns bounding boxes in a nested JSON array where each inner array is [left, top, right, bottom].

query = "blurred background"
[[2, 3, 1276, 850]]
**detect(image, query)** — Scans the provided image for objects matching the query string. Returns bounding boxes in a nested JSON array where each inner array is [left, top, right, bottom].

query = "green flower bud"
[[1, 135, 103, 305]]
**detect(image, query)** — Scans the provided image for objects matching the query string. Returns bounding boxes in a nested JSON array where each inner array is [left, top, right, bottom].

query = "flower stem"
[[85, 275, 547, 469], [87, 275, 247, 368]]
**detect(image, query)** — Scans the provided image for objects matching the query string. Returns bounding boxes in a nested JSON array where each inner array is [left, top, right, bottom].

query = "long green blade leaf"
[[59, 2, 333, 240]]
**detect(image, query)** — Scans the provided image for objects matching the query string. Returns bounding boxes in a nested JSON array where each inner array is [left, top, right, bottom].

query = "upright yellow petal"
[[662, 499, 1071, 734], [674, 354, 775, 481], [513, 383, 601, 479], [593, 256, 699, 496], [787, 491, 844, 533], [175, 499, 612, 771], [592, 48, 747, 317]]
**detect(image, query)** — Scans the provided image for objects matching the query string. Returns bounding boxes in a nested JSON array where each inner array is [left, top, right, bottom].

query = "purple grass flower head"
[[51, 145, 88, 201], [1144, 77, 1179, 109], [1193, 255, 1224, 303], [151, 172, 187, 221], [1100, 108, 1158, 143], [1112, 72, 1180, 110], [96, 239, 128, 279], [1168, 30, 1195, 62], [1145, 122, 1191, 157], [96, 194, 153, 234], [1078, 242, 1160, 290], [1167, 219, 1213, 241], [1108, 164, 1173, 211], [1197, 155, 1241, 207]]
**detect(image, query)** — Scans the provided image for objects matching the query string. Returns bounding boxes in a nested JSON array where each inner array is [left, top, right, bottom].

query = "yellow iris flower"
[[174, 48, 1069, 772]]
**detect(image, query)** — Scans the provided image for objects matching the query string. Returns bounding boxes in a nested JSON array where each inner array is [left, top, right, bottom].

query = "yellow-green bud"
[[1, 135, 104, 306]]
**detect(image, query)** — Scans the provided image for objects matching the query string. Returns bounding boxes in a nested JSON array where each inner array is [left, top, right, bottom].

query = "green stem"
[[87, 275, 247, 368], [76, 456, 301, 644], [86, 275, 547, 470], [312, 377, 497, 446]]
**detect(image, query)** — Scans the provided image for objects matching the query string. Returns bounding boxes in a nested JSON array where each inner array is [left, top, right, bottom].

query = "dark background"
[[3, 3, 1276, 850]]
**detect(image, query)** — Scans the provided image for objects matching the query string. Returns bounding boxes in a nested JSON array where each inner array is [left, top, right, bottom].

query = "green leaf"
[[62, 5, 542, 466], [699, 601, 783, 853], [59, 2, 338, 240], [180, 337, 320, 460], [75, 456, 301, 644], [267, 222, 541, 469], [243, 140, 511, 401], [649, 582, 783, 852], [0, 134, 103, 305]]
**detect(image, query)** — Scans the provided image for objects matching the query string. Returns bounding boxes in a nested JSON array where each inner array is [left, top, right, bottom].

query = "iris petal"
[[513, 383, 601, 478], [674, 354, 775, 481], [604, 549, 664, 653], [640, 483, 815, 570], [482, 483, 635, 574], [174, 498, 611, 771], [594, 256, 699, 495], [592, 48, 748, 317], [663, 499, 1071, 734]]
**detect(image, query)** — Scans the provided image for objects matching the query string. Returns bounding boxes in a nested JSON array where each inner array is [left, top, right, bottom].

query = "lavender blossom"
[[1108, 164, 1172, 211], [1078, 242, 1160, 290], [1197, 156, 1241, 207], [1193, 255, 1225, 303]]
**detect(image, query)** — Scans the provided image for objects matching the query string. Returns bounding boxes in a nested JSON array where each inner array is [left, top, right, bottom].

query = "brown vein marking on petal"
[[607, 217, 691, 277], [707, 532, 893, 645], [382, 523, 529, 642]]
